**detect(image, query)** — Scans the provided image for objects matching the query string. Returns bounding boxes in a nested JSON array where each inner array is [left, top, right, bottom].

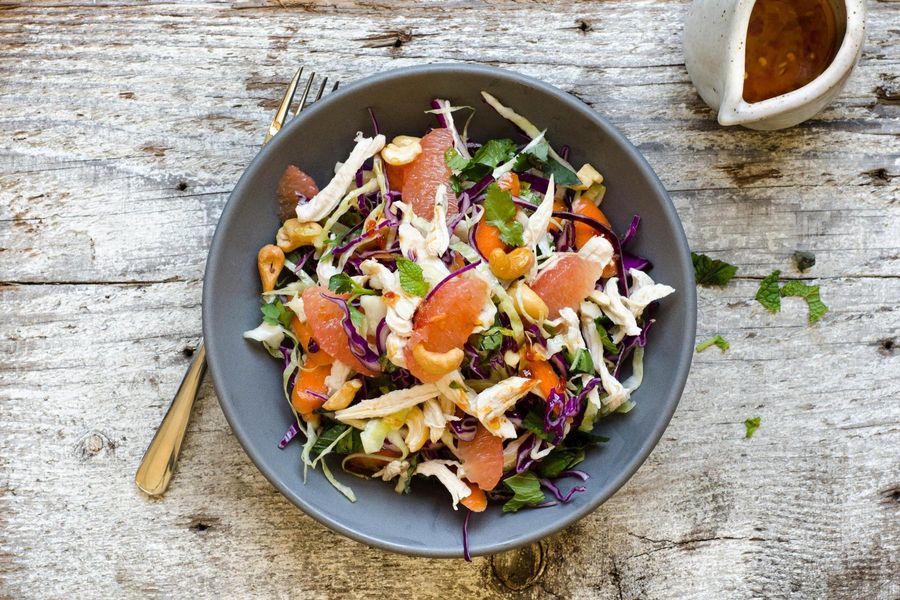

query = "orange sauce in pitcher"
[[743, 0, 839, 103]]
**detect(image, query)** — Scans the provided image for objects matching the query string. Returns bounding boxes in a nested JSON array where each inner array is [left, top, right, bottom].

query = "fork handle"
[[135, 341, 207, 496]]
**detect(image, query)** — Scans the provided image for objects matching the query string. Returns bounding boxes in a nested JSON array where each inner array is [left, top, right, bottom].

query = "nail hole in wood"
[[182, 345, 195, 357], [176, 181, 188, 191], [878, 338, 895, 356], [490, 541, 546, 591]]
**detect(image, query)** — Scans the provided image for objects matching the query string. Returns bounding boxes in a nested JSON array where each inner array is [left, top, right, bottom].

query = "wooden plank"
[[1, 0, 898, 598]]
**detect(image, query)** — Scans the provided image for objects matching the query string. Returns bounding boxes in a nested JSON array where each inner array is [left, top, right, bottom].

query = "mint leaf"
[[594, 319, 619, 354], [744, 416, 761, 439], [444, 148, 469, 171], [484, 184, 516, 223], [537, 448, 585, 479], [395, 257, 430, 297], [261, 300, 292, 328], [569, 348, 594, 375], [780, 280, 828, 324], [691, 252, 738, 287], [756, 270, 782, 312], [544, 157, 581, 187], [522, 409, 554, 442], [696, 335, 730, 353], [495, 220, 524, 246], [502, 472, 546, 513]]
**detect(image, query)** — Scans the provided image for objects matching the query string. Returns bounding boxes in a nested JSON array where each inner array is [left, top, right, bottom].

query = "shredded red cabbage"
[[375, 318, 389, 354], [424, 259, 481, 302], [430, 99, 448, 128], [558, 469, 590, 481], [278, 422, 301, 449], [515, 435, 540, 473], [467, 174, 494, 199], [552, 210, 629, 296], [620, 214, 641, 247], [333, 222, 389, 256], [449, 415, 479, 441], [623, 253, 651, 272], [517, 172, 549, 194], [321, 294, 381, 372], [539, 477, 585, 503], [462, 509, 472, 562]]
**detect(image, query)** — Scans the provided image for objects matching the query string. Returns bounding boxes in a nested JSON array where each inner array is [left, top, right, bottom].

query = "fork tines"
[[264, 67, 340, 144]]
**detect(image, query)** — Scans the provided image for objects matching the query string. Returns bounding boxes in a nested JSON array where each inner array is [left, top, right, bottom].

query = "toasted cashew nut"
[[404, 405, 429, 452], [381, 135, 422, 166], [257, 244, 285, 292], [411, 343, 464, 377], [510, 281, 549, 322], [276, 219, 323, 252], [488, 247, 535, 280], [322, 379, 363, 411]]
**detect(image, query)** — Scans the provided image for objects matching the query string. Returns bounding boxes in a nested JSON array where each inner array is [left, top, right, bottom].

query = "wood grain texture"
[[1, 0, 898, 598]]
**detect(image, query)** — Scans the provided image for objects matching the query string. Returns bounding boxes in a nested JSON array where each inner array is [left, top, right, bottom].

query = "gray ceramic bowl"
[[203, 64, 696, 558]]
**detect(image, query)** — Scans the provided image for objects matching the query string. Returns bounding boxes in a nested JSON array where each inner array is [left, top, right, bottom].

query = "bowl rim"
[[202, 63, 696, 558]]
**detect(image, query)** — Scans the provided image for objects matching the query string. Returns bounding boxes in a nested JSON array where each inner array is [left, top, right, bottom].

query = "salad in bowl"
[[243, 92, 675, 557]]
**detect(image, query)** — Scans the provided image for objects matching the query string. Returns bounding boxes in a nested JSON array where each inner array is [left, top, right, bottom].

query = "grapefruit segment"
[[531, 255, 605, 318], [301, 286, 378, 376], [456, 424, 504, 491], [277, 165, 319, 221], [401, 128, 458, 220], [404, 275, 489, 383], [572, 197, 617, 278]]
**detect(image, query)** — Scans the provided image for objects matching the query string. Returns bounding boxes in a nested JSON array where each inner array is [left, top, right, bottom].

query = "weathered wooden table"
[[1, 1, 898, 598]]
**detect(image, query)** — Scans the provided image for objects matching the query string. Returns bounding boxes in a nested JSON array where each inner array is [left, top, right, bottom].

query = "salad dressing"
[[743, 0, 839, 103]]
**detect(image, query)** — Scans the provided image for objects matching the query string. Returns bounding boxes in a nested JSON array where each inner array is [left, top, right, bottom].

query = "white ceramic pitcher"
[[683, 0, 866, 130]]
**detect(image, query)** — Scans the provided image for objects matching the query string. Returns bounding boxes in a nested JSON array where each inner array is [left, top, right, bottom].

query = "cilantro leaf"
[[328, 273, 375, 297], [260, 300, 292, 328], [395, 257, 430, 297], [444, 148, 470, 171], [537, 448, 585, 479], [544, 157, 581, 186], [744, 416, 761, 439], [780, 280, 828, 324], [484, 184, 516, 223], [348, 304, 366, 330], [328, 273, 355, 294], [470, 138, 517, 169], [310, 424, 362, 459], [755, 270, 782, 312], [522, 409, 554, 442], [476, 330, 503, 352], [502, 472, 546, 513], [691, 252, 738, 287], [594, 319, 619, 354], [484, 184, 523, 246], [569, 348, 594, 375], [696, 335, 730, 353], [495, 220, 524, 246], [450, 139, 517, 182]]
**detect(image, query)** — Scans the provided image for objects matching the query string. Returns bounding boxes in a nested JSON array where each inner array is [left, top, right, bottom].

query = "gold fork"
[[135, 67, 339, 497]]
